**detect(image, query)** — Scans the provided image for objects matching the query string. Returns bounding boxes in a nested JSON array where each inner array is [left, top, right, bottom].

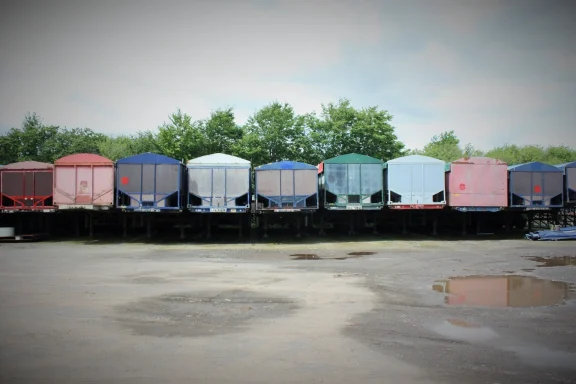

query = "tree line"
[[1, 98, 575, 167]]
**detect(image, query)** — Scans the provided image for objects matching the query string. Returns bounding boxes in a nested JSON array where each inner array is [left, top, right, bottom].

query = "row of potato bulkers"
[[0, 152, 574, 211]]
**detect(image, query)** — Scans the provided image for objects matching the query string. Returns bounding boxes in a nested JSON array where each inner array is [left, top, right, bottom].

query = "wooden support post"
[[206, 215, 211, 239], [402, 212, 408, 235], [180, 215, 185, 240], [263, 215, 268, 238], [348, 214, 355, 236], [238, 215, 243, 238], [296, 215, 301, 238]]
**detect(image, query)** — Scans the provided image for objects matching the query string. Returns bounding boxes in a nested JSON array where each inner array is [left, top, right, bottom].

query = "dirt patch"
[[112, 289, 300, 338], [526, 256, 576, 268]]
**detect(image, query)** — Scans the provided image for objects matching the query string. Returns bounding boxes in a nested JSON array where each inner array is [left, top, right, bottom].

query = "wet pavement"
[[1, 239, 575, 383]]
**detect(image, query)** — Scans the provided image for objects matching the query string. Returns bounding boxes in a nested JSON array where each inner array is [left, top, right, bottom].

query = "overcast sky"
[[1, 0, 575, 151]]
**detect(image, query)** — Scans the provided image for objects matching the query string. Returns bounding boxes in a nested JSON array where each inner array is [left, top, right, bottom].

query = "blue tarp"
[[255, 161, 317, 171], [508, 162, 561, 172], [525, 226, 576, 241], [117, 152, 181, 165]]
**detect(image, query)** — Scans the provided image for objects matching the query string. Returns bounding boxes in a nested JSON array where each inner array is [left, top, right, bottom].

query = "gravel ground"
[[1, 238, 575, 383]]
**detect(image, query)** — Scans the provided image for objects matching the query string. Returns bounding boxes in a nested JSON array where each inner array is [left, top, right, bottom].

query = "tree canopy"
[[1, 101, 575, 167]]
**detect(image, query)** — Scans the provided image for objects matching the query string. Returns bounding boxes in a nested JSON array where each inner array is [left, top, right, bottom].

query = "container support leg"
[[432, 212, 438, 237], [348, 214, 355, 236], [402, 212, 408, 235], [75, 214, 80, 237], [476, 214, 482, 234], [238, 215, 243, 239], [89, 213, 94, 238], [263, 215, 268, 238], [146, 215, 152, 238], [296, 215, 301, 238], [45, 214, 51, 235], [180, 215, 185, 240], [206, 215, 211, 239], [319, 211, 326, 236], [461, 212, 467, 236], [528, 212, 533, 232], [123, 214, 127, 237]]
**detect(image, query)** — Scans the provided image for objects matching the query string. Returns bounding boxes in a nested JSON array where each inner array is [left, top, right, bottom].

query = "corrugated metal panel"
[[187, 154, 251, 212], [556, 162, 576, 204], [0, 162, 54, 210], [117, 152, 181, 165], [116, 157, 185, 211], [53, 155, 114, 209], [508, 162, 563, 208], [187, 153, 250, 168], [254, 164, 318, 211], [255, 161, 317, 171], [323, 153, 383, 164], [508, 161, 561, 172], [2, 161, 54, 169], [386, 155, 446, 208], [55, 153, 113, 165], [446, 157, 508, 208]]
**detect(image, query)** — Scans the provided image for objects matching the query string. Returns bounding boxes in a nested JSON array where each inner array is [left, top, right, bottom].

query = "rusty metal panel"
[[0, 162, 54, 210], [447, 157, 508, 208], [386, 155, 446, 208]]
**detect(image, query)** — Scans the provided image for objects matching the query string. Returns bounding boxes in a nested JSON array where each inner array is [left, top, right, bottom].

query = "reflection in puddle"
[[432, 319, 498, 343], [526, 256, 576, 267], [432, 275, 574, 308]]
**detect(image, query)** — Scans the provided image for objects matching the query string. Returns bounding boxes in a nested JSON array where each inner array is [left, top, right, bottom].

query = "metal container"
[[187, 153, 251, 213], [319, 153, 384, 210], [0, 161, 54, 211], [446, 157, 508, 211], [556, 161, 576, 205], [508, 162, 563, 208], [384, 155, 446, 209], [116, 152, 186, 212], [254, 161, 318, 212], [53, 153, 114, 210]]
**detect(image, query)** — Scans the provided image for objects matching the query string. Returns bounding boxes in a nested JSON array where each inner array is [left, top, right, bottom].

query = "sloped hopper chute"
[[116, 152, 185, 211], [186, 153, 251, 212], [385, 155, 446, 209], [508, 162, 563, 208], [254, 160, 318, 212]]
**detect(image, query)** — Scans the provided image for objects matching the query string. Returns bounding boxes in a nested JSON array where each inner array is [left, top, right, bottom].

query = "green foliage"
[[1, 103, 575, 168], [421, 130, 464, 162], [310, 98, 404, 163]]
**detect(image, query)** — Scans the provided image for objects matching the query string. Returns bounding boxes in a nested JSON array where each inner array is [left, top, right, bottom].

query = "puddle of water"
[[289, 253, 369, 260], [526, 256, 576, 268], [521, 268, 535, 272], [290, 254, 320, 260], [432, 275, 574, 308]]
